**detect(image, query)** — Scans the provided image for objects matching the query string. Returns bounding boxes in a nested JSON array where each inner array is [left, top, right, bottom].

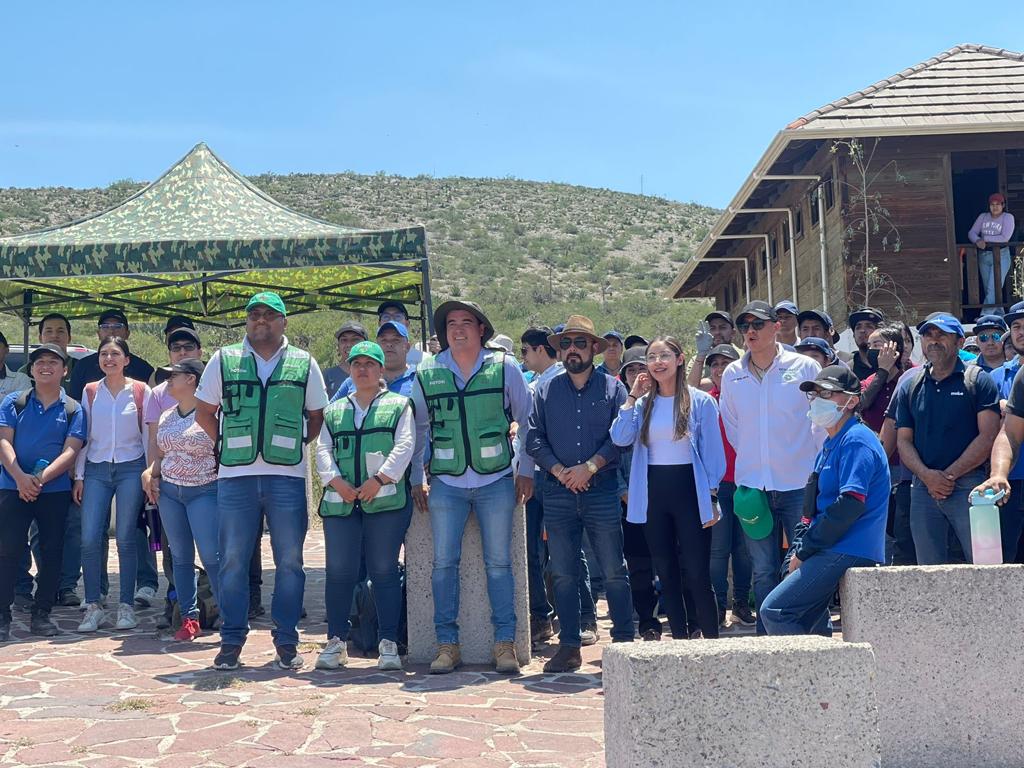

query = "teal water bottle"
[[968, 489, 1004, 565], [31, 459, 49, 479]]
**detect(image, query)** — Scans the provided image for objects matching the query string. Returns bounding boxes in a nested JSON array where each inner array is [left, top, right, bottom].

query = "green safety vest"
[[416, 352, 512, 477], [319, 391, 410, 517], [218, 343, 311, 467]]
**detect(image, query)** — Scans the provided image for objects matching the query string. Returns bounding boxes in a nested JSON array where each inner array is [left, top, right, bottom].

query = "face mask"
[[807, 395, 851, 428], [866, 349, 880, 369]]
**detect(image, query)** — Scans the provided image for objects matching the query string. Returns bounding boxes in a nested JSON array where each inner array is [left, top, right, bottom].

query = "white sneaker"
[[115, 603, 138, 630], [77, 603, 106, 633], [377, 639, 403, 671], [134, 586, 157, 607], [315, 637, 348, 670]]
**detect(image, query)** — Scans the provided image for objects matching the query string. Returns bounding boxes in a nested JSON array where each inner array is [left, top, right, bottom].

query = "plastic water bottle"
[[31, 459, 49, 479], [969, 489, 1005, 565]]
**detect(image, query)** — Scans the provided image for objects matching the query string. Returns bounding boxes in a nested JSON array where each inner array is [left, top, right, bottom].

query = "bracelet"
[[373, 473, 389, 486]]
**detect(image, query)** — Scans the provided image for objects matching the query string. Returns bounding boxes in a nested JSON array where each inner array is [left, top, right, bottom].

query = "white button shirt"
[[719, 344, 823, 492], [75, 379, 152, 479]]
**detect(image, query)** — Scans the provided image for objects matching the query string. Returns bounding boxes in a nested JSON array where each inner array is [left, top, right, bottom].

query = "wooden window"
[[795, 206, 804, 239], [809, 189, 820, 227], [770, 234, 779, 267], [782, 220, 791, 252], [751, 253, 758, 288], [823, 176, 835, 210]]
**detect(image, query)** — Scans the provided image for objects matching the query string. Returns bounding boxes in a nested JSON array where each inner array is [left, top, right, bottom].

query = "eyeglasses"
[[736, 319, 768, 333], [804, 389, 842, 401], [99, 322, 126, 331], [645, 352, 677, 364], [380, 312, 406, 323], [978, 333, 1002, 343], [558, 337, 590, 350], [169, 343, 198, 353]]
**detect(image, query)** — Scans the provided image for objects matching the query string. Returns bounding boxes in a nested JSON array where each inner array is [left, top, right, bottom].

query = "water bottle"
[[144, 502, 162, 552], [31, 459, 49, 479], [968, 489, 1005, 565]]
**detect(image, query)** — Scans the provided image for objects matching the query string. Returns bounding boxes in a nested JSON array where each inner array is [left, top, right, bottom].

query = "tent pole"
[[420, 257, 434, 336], [21, 290, 31, 360]]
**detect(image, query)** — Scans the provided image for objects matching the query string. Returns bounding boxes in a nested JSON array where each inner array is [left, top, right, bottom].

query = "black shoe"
[[543, 644, 582, 673], [13, 594, 33, 613], [57, 590, 81, 607], [531, 617, 554, 645], [248, 599, 265, 619], [0, 612, 10, 642], [30, 611, 59, 637], [275, 644, 303, 670], [641, 628, 661, 641], [213, 644, 243, 670], [732, 602, 756, 627]]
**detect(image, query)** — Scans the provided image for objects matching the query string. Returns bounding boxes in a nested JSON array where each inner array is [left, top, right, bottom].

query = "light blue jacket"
[[610, 387, 726, 525]]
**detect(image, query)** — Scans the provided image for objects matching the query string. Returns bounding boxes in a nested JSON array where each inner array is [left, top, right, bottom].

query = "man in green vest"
[[195, 291, 328, 671], [411, 300, 535, 675]]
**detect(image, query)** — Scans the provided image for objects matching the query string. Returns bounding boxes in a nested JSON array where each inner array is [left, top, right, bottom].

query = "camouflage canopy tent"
[[0, 143, 431, 346]]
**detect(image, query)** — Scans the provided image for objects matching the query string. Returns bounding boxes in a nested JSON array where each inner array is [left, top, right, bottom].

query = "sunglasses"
[[558, 337, 590, 350], [978, 333, 1002, 342], [736, 319, 768, 333]]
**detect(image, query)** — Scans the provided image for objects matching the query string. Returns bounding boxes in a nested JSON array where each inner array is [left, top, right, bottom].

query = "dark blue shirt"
[[993, 359, 1024, 480], [525, 368, 627, 474], [330, 366, 417, 402], [812, 418, 890, 563], [892, 360, 1000, 470], [0, 389, 87, 493]]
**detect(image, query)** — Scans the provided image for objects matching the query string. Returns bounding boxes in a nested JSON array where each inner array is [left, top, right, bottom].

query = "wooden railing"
[[958, 241, 1022, 315]]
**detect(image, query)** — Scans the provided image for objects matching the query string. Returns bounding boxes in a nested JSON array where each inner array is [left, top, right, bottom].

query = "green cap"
[[246, 291, 287, 316], [732, 486, 774, 540], [347, 340, 385, 366]]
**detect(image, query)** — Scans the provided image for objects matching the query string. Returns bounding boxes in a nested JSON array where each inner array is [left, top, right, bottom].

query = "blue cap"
[[602, 330, 625, 344], [1005, 301, 1024, 325], [796, 309, 839, 344], [917, 312, 965, 338], [774, 299, 799, 316], [552, 323, 566, 334], [377, 320, 409, 339], [794, 337, 837, 363], [973, 314, 1008, 333]]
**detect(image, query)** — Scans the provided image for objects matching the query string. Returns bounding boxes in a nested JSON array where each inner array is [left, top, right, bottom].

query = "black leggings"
[[644, 464, 718, 639]]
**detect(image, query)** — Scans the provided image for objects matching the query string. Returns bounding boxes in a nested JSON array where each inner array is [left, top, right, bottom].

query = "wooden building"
[[668, 44, 1024, 326]]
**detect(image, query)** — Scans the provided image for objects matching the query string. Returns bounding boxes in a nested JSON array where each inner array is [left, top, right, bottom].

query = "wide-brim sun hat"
[[547, 315, 608, 354], [433, 300, 495, 350]]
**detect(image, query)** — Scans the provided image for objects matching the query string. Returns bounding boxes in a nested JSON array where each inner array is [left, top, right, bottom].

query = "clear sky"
[[3, 2, 1022, 208]]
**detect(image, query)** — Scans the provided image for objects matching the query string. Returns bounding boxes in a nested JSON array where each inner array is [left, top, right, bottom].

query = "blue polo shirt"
[[330, 366, 417, 402], [0, 389, 87, 493], [812, 418, 890, 563], [991, 358, 1024, 480], [892, 360, 1000, 470]]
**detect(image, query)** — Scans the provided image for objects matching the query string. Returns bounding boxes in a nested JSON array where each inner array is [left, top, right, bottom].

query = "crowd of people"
[[1, 290, 1021, 675]]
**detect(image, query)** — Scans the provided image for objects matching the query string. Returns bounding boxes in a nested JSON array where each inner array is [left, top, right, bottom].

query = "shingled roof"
[[788, 44, 1024, 132]]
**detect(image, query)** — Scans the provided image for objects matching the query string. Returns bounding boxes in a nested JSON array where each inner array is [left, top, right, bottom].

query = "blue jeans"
[[761, 551, 876, 635], [909, 470, 983, 565], [323, 499, 412, 642], [81, 458, 146, 605], [710, 481, 752, 612], [742, 487, 805, 635], [158, 480, 220, 619], [542, 471, 634, 646], [218, 475, 307, 648], [429, 476, 516, 644], [979, 247, 1012, 312]]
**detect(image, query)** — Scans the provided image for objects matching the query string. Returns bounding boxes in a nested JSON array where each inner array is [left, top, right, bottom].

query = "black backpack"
[[12, 389, 80, 433], [906, 364, 982, 409]]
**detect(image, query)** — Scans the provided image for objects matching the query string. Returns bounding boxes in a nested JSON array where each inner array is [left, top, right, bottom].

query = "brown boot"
[[493, 641, 520, 674], [429, 643, 462, 674], [543, 644, 582, 673]]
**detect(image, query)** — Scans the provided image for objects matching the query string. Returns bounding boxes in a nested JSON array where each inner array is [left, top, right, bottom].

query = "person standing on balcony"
[[969, 193, 1016, 315]]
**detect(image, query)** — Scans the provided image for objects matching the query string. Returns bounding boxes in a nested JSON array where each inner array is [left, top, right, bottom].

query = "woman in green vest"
[[314, 341, 414, 672]]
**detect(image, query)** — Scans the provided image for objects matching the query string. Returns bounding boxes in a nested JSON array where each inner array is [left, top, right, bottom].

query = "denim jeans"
[[979, 246, 1012, 312], [429, 476, 516, 644], [81, 458, 146, 606], [542, 471, 634, 646], [710, 481, 753, 612], [909, 470, 984, 565], [323, 499, 412, 642], [218, 475, 307, 648], [760, 551, 876, 636], [158, 480, 220, 619], [742, 487, 805, 635]]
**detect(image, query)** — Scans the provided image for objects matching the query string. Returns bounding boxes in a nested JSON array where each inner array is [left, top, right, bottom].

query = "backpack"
[[84, 379, 146, 433], [347, 563, 408, 655], [12, 389, 80, 438], [906, 364, 982, 410]]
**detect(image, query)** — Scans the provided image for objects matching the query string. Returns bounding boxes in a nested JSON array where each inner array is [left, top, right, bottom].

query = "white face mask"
[[807, 395, 851, 428]]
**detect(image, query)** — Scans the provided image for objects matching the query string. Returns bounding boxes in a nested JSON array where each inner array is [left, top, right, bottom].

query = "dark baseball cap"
[[162, 315, 195, 335], [29, 343, 68, 364], [98, 308, 129, 327], [1005, 301, 1024, 325], [158, 358, 206, 378], [624, 334, 649, 349], [800, 364, 861, 395], [620, 346, 648, 369], [335, 321, 369, 341], [848, 307, 884, 328], [704, 310, 734, 326], [603, 330, 625, 344], [706, 344, 740, 364], [774, 299, 799, 316], [795, 337, 837, 363], [797, 309, 840, 343], [167, 327, 201, 348], [737, 301, 777, 322], [974, 314, 1008, 333], [377, 300, 409, 318]]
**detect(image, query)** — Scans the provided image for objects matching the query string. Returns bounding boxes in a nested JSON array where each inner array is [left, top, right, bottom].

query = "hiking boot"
[[173, 617, 201, 642], [315, 637, 348, 670], [689, 628, 704, 640], [493, 641, 520, 675], [719, 609, 733, 631], [377, 639, 402, 671], [0, 612, 10, 642], [13, 593, 33, 613], [580, 621, 599, 647], [134, 586, 157, 608], [641, 628, 662, 641], [275, 645, 303, 670], [429, 643, 462, 674], [531, 617, 554, 645], [732, 601, 756, 627], [77, 603, 106, 633], [30, 610, 59, 637], [115, 603, 138, 630], [57, 589, 81, 607], [214, 644, 242, 670], [543, 644, 582, 673]]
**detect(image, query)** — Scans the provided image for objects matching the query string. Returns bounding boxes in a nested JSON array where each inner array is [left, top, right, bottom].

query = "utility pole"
[[640, 174, 644, 196]]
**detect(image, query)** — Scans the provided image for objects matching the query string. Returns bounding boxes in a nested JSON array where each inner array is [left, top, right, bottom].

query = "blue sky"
[[2, 2, 1021, 208]]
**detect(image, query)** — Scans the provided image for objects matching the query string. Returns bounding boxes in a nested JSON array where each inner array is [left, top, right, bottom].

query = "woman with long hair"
[[74, 337, 152, 633], [611, 335, 726, 639]]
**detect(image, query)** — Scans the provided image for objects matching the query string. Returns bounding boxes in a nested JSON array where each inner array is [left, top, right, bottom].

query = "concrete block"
[[405, 502, 530, 666], [841, 564, 1024, 768], [604, 636, 880, 768]]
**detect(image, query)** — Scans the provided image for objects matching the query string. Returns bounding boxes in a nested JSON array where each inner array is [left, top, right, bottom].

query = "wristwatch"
[[373, 473, 390, 486], [585, 460, 598, 475]]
